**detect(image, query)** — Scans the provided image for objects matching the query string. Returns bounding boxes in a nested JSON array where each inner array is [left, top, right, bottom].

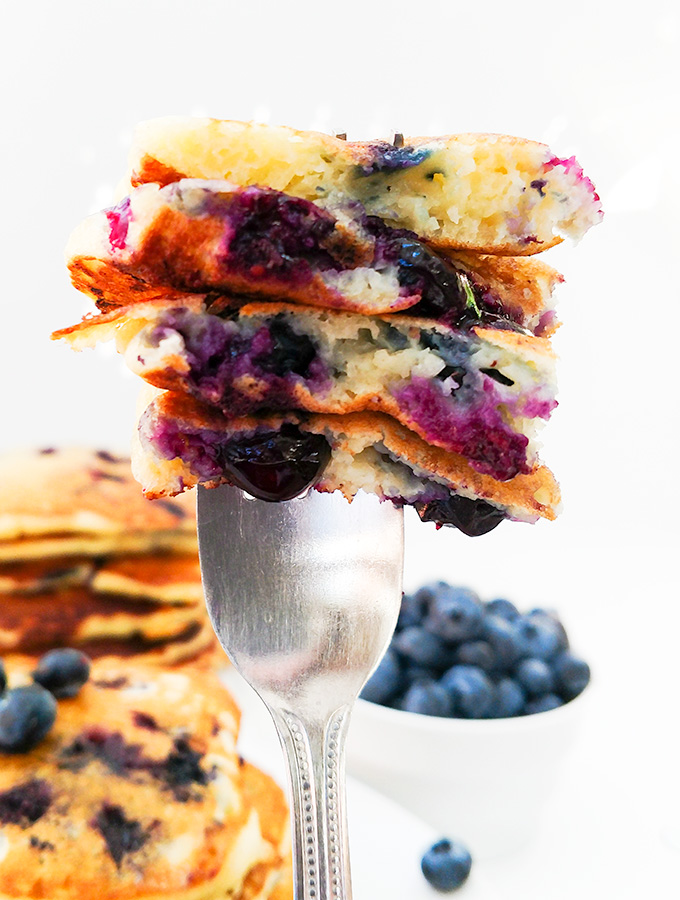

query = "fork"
[[197, 484, 404, 900]]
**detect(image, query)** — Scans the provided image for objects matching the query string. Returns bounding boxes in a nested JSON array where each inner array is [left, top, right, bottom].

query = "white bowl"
[[346, 686, 589, 860]]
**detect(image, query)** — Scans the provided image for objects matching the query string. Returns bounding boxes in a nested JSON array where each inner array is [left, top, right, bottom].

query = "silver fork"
[[197, 484, 403, 900]]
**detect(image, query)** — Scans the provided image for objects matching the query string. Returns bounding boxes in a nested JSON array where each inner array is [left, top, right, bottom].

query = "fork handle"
[[270, 705, 353, 900]]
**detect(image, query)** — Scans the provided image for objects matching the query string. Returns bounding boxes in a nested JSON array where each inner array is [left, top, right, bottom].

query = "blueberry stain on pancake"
[[92, 802, 153, 868], [0, 779, 52, 826]]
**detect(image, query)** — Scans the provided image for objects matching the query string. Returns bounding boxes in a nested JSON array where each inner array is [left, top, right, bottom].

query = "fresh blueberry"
[[440, 665, 495, 719], [424, 586, 483, 643], [553, 652, 591, 701], [487, 677, 526, 718], [514, 658, 555, 697], [0, 660, 6, 695], [421, 838, 472, 892], [515, 615, 564, 661], [402, 681, 453, 717], [32, 649, 91, 699], [361, 648, 405, 704], [524, 693, 563, 714], [453, 640, 496, 672], [392, 627, 457, 669], [485, 598, 519, 621], [0, 686, 57, 753], [480, 614, 524, 669]]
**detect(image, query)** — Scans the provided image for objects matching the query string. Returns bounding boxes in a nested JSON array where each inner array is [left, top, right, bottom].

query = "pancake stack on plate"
[[0, 657, 292, 900], [55, 118, 602, 535], [0, 448, 215, 665]]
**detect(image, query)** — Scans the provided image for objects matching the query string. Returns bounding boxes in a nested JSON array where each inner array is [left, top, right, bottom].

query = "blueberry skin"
[[424, 586, 483, 643], [515, 614, 565, 661], [421, 838, 472, 892], [402, 681, 453, 717], [480, 614, 524, 669], [487, 678, 526, 718], [440, 665, 495, 719], [0, 685, 57, 753], [361, 648, 404, 704], [397, 590, 428, 630], [0, 660, 6, 695], [524, 693, 564, 715], [453, 640, 496, 672], [514, 658, 555, 698], [392, 626, 457, 669], [32, 649, 91, 699], [553, 652, 591, 701], [485, 598, 520, 621]]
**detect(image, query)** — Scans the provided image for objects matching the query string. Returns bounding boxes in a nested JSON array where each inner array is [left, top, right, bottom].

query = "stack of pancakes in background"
[[0, 449, 295, 899], [0, 447, 215, 664], [55, 117, 602, 536]]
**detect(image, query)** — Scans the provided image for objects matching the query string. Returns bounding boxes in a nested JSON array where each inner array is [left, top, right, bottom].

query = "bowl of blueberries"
[[347, 580, 591, 863]]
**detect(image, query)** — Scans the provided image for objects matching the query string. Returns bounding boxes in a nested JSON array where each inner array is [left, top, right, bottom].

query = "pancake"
[[0, 558, 96, 594], [66, 178, 562, 330], [125, 117, 602, 254], [133, 389, 561, 534], [92, 554, 203, 604], [0, 587, 203, 654], [235, 762, 291, 900], [0, 660, 278, 900], [56, 298, 556, 483], [0, 448, 195, 543]]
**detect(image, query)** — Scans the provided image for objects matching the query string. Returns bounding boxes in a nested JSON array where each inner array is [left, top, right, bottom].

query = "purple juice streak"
[[105, 197, 132, 251], [544, 155, 603, 207]]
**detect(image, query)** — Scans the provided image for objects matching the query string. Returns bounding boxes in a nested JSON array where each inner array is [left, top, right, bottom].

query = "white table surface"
[[1, 2, 678, 897]]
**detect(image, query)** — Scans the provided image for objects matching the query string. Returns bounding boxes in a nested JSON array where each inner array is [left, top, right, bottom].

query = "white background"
[[1, 2, 678, 897]]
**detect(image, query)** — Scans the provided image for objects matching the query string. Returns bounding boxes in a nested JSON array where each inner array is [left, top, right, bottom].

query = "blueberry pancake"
[[133, 390, 561, 535], [0, 588, 203, 655], [0, 558, 96, 595], [126, 117, 602, 253], [0, 661, 279, 900], [91, 554, 203, 604], [0, 448, 196, 560], [67, 178, 562, 330], [57, 297, 556, 482]]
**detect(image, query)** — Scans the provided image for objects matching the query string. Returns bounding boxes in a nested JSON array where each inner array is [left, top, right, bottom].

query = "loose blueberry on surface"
[[440, 665, 495, 719], [402, 681, 453, 717], [524, 693, 563, 714], [0, 660, 6, 695], [361, 649, 405, 704], [392, 627, 457, 670], [32, 648, 91, 698], [424, 586, 483, 643], [487, 678, 526, 718], [553, 652, 591, 701], [514, 658, 555, 698], [421, 838, 472, 892], [0, 685, 57, 753], [485, 598, 520, 621]]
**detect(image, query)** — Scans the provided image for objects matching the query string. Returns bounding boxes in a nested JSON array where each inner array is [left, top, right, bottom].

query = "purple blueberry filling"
[[92, 803, 152, 868], [393, 376, 530, 480], [0, 778, 52, 826], [206, 186, 341, 283], [355, 140, 433, 175], [105, 197, 132, 251]]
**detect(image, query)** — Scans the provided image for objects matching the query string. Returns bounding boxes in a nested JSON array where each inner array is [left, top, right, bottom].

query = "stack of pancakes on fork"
[[54, 118, 602, 534]]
